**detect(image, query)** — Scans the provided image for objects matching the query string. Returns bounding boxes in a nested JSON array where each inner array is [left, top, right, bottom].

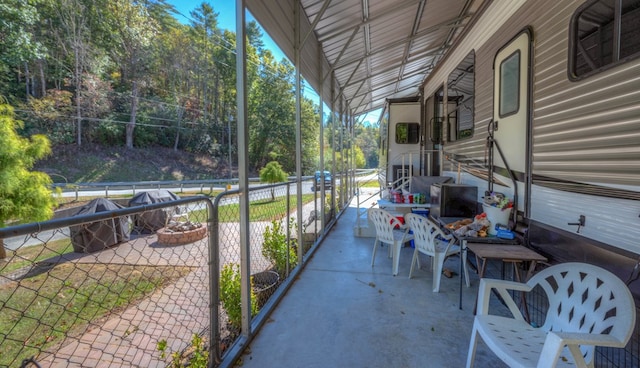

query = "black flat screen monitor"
[[430, 183, 478, 219]]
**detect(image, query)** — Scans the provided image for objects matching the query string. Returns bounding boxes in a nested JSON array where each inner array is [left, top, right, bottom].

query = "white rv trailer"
[[379, 97, 423, 187], [381, 0, 640, 303]]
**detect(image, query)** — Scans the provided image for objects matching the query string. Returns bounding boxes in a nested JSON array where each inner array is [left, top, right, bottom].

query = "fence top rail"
[[0, 196, 211, 239]]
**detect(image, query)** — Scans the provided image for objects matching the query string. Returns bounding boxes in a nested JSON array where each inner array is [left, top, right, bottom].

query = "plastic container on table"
[[411, 209, 430, 218], [482, 203, 512, 235]]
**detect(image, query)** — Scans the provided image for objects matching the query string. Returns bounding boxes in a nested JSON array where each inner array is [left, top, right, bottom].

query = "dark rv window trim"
[[498, 49, 521, 119], [568, 0, 640, 81], [447, 50, 476, 142], [395, 122, 420, 144]]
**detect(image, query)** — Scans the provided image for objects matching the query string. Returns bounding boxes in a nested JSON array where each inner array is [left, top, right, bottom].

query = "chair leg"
[[433, 254, 444, 292], [371, 239, 380, 267], [462, 251, 470, 287], [391, 242, 402, 276], [466, 323, 479, 368], [409, 249, 419, 279]]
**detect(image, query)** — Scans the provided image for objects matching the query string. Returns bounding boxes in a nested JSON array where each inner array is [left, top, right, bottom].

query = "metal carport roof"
[[246, 0, 487, 117]]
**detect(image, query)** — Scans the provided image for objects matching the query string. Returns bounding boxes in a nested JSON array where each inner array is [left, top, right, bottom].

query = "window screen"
[[395, 123, 420, 144], [570, 0, 640, 79], [447, 50, 475, 141]]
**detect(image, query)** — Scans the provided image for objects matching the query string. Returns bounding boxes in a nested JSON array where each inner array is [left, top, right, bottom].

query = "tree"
[[0, 102, 57, 259], [52, 0, 92, 146], [355, 122, 380, 168], [0, 0, 45, 100], [108, 0, 159, 149], [259, 161, 288, 201], [249, 54, 296, 171]]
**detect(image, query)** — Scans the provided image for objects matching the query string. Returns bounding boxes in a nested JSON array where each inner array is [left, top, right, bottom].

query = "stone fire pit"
[[156, 221, 207, 246]]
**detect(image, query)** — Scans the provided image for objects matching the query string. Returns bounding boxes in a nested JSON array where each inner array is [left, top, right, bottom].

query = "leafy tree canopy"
[[0, 102, 57, 227], [259, 161, 288, 184]]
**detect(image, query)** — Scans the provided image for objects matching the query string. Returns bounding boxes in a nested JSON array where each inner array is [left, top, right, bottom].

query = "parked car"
[[312, 171, 332, 191]]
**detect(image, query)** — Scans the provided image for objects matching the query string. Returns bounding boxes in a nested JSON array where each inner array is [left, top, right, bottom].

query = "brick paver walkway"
[[34, 198, 324, 367]]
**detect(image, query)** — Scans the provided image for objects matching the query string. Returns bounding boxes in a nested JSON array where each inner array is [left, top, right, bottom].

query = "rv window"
[[395, 123, 420, 144], [499, 51, 520, 117], [447, 50, 475, 141], [431, 87, 444, 144], [570, 0, 640, 80]]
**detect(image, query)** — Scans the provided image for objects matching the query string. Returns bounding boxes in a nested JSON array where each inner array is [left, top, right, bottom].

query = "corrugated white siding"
[[429, 0, 640, 254], [531, 185, 640, 254], [528, 0, 640, 254], [425, 1, 527, 171], [532, 1, 640, 188]]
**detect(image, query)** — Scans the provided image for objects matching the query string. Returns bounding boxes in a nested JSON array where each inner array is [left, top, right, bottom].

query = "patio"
[[238, 197, 506, 367]]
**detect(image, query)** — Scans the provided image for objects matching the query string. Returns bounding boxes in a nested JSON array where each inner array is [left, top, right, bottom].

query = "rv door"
[[492, 28, 533, 216]]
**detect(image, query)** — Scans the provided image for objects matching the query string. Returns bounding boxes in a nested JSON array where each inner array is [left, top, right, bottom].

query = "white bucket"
[[482, 203, 512, 235]]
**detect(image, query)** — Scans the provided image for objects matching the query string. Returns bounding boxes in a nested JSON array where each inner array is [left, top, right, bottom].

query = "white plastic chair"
[[404, 213, 469, 292], [368, 208, 414, 276], [466, 262, 636, 368]]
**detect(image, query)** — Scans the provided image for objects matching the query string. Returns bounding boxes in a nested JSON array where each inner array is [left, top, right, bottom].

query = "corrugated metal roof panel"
[[248, 0, 485, 116]]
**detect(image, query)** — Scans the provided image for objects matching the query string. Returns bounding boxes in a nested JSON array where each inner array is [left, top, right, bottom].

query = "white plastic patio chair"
[[368, 208, 414, 276], [404, 213, 469, 292], [466, 262, 636, 368]]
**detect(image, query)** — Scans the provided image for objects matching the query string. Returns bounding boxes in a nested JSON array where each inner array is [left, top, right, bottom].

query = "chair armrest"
[[389, 217, 403, 228], [476, 278, 533, 318], [550, 331, 625, 347], [538, 331, 624, 367]]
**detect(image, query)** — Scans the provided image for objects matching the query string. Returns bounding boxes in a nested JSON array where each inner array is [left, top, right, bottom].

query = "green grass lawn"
[[0, 263, 193, 367], [197, 193, 318, 223], [358, 179, 381, 188], [1, 239, 74, 276]]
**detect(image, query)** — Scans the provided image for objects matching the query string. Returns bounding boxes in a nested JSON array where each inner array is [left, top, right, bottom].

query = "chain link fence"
[[212, 180, 336, 363], [0, 180, 337, 367]]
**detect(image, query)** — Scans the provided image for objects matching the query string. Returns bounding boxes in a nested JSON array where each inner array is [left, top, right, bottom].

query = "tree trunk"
[[0, 239, 6, 260], [24, 62, 30, 97], [126, 81, 138, 149], [39, 59, 46, 97], [75, 45, 82, 146], [173, 106, 183, 151]]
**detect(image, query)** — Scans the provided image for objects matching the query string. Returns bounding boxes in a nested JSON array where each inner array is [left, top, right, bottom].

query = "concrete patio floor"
[[239, 196, 507, 367]]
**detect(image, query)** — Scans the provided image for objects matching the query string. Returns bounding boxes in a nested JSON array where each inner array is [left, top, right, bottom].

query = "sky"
[[165, 0, 381, 125], [166, 1, 286, 68]]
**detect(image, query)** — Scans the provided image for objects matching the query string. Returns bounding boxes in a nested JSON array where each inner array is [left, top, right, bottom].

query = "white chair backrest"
[[404, 213, 451, 254], [368, 208, 403, 243], [529, 262, 636, 362]]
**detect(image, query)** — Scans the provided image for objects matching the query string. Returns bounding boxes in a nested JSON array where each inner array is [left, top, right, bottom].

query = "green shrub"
[[157, 333, 208, 368], [262, 220, 297, 275], [220, 263, 257, 330]]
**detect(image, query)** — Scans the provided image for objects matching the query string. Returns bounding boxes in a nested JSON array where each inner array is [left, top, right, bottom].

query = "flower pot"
[[252, 270, 280, 308]]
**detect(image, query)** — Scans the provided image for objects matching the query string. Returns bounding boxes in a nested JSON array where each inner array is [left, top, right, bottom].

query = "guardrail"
[[52, 179, 244, 199], [50, 169, 376, 199]]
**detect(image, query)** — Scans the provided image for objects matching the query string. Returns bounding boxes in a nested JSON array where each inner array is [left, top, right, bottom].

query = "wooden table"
[[434, 217, 522, 310], [465, 242, 548, 321], [465, 243, 548, 282]]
